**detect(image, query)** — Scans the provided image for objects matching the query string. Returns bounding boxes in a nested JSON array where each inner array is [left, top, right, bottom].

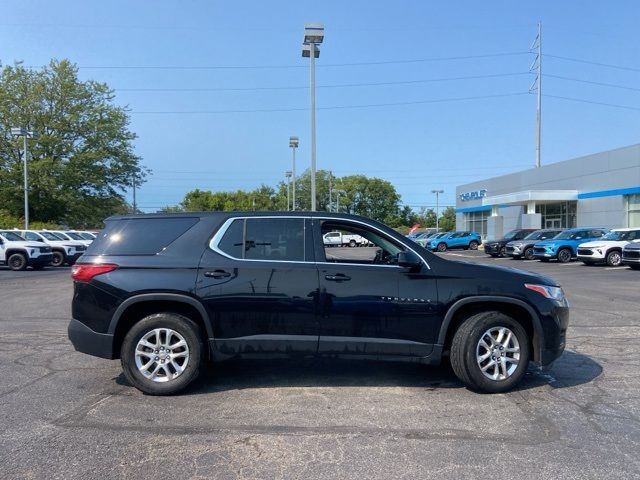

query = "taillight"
[[71, 263, 118, 282]]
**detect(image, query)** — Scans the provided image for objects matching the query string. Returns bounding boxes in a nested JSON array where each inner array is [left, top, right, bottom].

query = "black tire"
[[606, 250, 622, 267], [557, 248, 572, 263], [349, 240, 356, 248], [469, 241, 479, 250], [436, 242, 447, 252], [51, 250, 65, 267], [121, 313, 204, 395], [523, 247, 534, 260], [499, 246, 506, 257], [8, 253, 27, 271], [450, 311, 530, 393]]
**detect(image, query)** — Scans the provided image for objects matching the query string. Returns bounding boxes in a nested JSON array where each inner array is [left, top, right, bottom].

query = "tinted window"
[[245, 218, 304, 261], [87, 217, 199, 255], [65, 232, 84, 240], [217, 218, 305, 261], [217, 219, 244, 258], [40, 231, 63, 241], [0, 231, 25, 241], [24, 232, 41, 241]]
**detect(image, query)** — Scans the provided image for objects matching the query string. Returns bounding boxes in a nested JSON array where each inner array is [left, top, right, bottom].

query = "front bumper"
[[577, 248, 605, 262], [68, 319, 116, 359], [484, 243, 501, 254], [27, 254, 53, 266], [533, 250, 556, 259], [622, 249, 640, 265]]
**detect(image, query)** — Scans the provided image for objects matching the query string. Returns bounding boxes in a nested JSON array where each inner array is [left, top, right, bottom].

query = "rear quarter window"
[[87, 217, 199, 255]]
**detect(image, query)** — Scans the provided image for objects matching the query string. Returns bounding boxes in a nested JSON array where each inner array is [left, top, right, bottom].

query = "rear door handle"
[[204, 270, 231, 278], [325, 273, 351, 282]]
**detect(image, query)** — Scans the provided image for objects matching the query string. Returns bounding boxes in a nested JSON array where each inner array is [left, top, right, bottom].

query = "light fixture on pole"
[[301, 22, 324, 211], [289, 136, 299, 210], [285, 170, 292, 211], [431, 189, 444, 232], [10, 127, 36, 229]]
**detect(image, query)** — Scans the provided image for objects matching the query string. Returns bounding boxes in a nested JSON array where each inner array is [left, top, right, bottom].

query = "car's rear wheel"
[[557, 248, 572, 263], [523, 247, 534, 260], [606, 250, 622, 267], [8, 253, 27, 271], [51, 251, 65, 267], [450, 311, 530, 393], [349, 239, 356, 247], [121, 313, 204, 395], [437, 242, 447, 252], [469, 241, 479, 250]]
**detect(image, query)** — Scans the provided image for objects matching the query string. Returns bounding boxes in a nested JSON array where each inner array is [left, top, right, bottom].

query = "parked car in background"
[[413, 232, 438, 247], [505, 229, 563, 260], [622, 242, 640, 270], [76, 231, 97, 241], [68, 212, 568, 395], [484, 229, 537, 257], [427, 231, 481, 252], [17, 230, 87, 267], [63, 231, 94, 245], [323, 230, 370, 247], [0, 230, 53, 271], [45, 230, 92, 247], [577, 228, 640, 267], [533, 227, 609, 263]]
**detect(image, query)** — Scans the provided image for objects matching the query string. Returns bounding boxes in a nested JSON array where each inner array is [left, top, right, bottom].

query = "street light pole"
[[11, 127, 35, 229], [431, 189, 444, 232], [302, 23, 324, 211], [289, 136, 299, 210], [285, 171, 292, 211]]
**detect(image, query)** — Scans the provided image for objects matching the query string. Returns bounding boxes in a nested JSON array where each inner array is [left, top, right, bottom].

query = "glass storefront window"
[[465, 210, 489, 238], [627, 194, 640, 228], [535, 202, 577, 229]]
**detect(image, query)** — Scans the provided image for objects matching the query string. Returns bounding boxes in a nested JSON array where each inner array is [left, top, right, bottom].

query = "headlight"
[[525, 283, 565, 301]]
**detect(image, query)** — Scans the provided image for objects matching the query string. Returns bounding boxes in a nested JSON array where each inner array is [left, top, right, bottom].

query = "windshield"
[[554, 230, 580, 240], [525, 230, 556, 240], [602, 230, 639, 241], [39, 231, 63, 241], [80, 232, 96, 240], [503, 230, 520, 240], [0, 231, 26, 241], [65, 232, 84, 240], [52, 232, 71, 240]]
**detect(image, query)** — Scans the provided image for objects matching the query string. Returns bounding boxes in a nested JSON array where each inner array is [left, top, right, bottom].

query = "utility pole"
[[530, 21, 542, 168], [432, 189, 444, 232], [132, 173, 137, 213], [10, 127, 35, 229], [285, 171, 292, 211]]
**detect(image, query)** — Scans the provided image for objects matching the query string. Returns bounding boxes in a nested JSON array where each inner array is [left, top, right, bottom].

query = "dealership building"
[[455, 144, 640, 239]]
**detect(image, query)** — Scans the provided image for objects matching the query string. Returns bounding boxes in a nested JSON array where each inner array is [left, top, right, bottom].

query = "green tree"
[[417, 208, 437, 228], [0, 60, 147, 227], [438, 206, 457, 231], [336, 174, 402, 225]]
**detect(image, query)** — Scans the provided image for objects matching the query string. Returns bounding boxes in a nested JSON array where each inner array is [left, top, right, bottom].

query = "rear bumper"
[[68, 319, 115, 359]]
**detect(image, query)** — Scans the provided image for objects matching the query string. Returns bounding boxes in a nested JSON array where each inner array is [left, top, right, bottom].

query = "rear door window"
[[216, 218, 305, 262], [87, 217, 199, 255]]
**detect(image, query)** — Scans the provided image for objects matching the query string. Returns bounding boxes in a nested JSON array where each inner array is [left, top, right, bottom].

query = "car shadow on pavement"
[[116, 349, 602, 395]]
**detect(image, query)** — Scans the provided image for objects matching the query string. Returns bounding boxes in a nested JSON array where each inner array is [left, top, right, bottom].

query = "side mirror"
[[397, 251, 422, 270]]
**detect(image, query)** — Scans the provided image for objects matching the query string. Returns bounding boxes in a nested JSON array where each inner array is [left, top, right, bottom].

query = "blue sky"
[[2, 1, 640, 212]]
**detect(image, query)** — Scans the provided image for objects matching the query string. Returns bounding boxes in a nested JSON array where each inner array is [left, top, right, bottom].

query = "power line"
[[545, 74, 640, 93], [543, 94, 640, 111], [27, 51, 531, 71], [131, 91, 529, 114], [545, 53, 640, 73], [116, 72, 530, 92]]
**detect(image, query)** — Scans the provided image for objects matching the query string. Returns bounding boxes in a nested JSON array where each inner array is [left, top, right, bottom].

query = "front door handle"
[[204, 270, 231, 279], [325, 273, 351, 282]]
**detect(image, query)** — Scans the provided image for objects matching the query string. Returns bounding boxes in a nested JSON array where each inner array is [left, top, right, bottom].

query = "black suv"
[[484, 229, 537, 257], [68, 213, 569, 395]]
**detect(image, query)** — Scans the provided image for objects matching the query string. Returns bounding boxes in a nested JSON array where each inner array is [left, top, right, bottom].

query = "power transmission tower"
[[530, 21, 542, 168]]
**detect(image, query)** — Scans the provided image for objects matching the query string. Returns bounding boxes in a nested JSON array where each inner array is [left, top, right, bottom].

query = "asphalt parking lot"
[[1, 253, 639, 479]]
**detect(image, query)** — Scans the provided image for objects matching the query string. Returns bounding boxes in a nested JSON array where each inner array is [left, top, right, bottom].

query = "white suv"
[[17, 230, 87, 267], [0, 231, 53, 271], [577, 228, 640, 266]]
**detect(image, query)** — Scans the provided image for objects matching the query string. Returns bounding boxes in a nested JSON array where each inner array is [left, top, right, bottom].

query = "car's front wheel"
[[8, 253, 27, 271], [606, 250, 622, 267], [557, 248, 572, 263], [523, 247, 534, 260], [469, 241, 479, 250], [437, 242, 447, 252], [51, 251, 65, 267], [450, 311, 530, 393], [121, 313, 204, 395]]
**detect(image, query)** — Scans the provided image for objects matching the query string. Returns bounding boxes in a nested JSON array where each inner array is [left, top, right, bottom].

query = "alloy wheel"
[[476, 326, 521, 381], [135, 328, 190, 383], [608, 251, 622, 267]]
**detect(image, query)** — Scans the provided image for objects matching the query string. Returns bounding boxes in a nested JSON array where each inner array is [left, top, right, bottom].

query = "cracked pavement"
[[1, 255, 639, 479]]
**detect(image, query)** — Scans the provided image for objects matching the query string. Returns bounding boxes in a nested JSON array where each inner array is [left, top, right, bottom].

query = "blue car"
[[428, 231, 482, 252], [533, 227, 609, 263]]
